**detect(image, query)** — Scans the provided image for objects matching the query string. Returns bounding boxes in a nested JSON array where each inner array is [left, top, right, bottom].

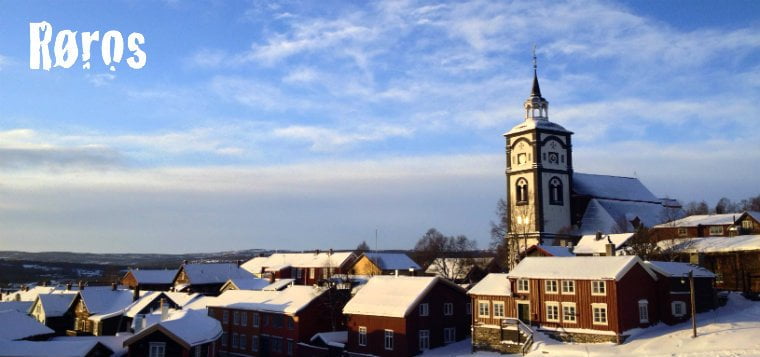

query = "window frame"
[[591, 281, 606, 296], [443, 327, 456, 344], [419, 329, 430, 350], [222, 310, 229, 324], [671, 301, 687, 317], [545, 280, 558, 294], [561, 280, 575, 295], [638, 300, 649, 323], [443, 302, 454, 316], [517, 279, 529, 293], [493, 301, 506, 318], [252, 312, 259, 328], [709, 226, 724, 236], [561, 302, 577, 323], [516, 178, 529, 204], [478, 300, 490, 318], [592, 303, 608, 325], [384, 329, 394, 351], [252, 335, 259, 352], [239, 333, 247, 350], [233, 311, 240, 325], [548, 176, 563, 205], [545, 302, 560, 322], [677, 228, 688, 237], [149, 342, 166, 357], [358, 326, 367, 346], [240, 311, 247, 327], [419, 303, 429, 316]]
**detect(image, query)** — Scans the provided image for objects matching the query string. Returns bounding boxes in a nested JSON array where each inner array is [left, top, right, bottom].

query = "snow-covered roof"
[[361, 252, 421, 271], [467, 273, 512, 296], [241, 252, 356, 275], [0, 309, 54, 340], [425, 257, 493, 280], [744, 211, 760, 222], [644, 261, 715, 278], [534, 245, 575, 257], [0, 340, 110, 357], [208, 286, 325, 315], [37, 292, 77, 317], [573, 173, 659, 203], [343, 276, 462, 318], [51, 336, 128, 357], [507, 256, 657, 281], [222, 277, 271, 291], [0, 301, 33, 313], [124, 309, 222, 349], [180, 263, 253, 285], [573, 233, 634, 255], [578, 198, 671, 235], [653, 213, 739, 228], [665, 235, 760, 253], [127, 269, 176, 284], [1, 286, 72, 302], [504, 118, 570, 136], [163, 291, 202, 307], [79, 288, 136, 320], [310, 331, 347, 348], [262, 279, 295, 291]]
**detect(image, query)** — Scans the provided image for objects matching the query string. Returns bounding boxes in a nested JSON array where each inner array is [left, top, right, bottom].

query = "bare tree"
[[489, 199, 509, 271], [412, 228, 476, 278], [355, 241, 370, 254], [506, 201, 535, 270]]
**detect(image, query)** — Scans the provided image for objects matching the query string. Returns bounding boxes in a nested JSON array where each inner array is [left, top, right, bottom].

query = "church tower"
[[504, 53, 573, 250]]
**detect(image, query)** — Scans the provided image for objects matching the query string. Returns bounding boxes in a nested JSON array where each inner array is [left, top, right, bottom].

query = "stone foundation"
[[540, 329, 627, 344], [472, 325, 528, 354]]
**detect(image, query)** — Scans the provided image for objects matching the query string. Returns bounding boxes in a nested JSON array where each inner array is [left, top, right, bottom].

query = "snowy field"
[[424, 292, 760, 357]]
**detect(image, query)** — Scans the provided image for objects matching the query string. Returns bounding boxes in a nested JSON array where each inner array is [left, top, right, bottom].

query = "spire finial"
[[532, 44, 537, 72], [530, 45, 542, 98]]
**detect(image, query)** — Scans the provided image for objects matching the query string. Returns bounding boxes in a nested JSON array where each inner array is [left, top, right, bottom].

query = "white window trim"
[[677, 228, 688, 237], [671, 301, 687, 317], [252, 335, 259, 352], [561, 280, 575, 295], [561, 302, 577, 323], [358, 326, 367, 346], [591, 281, 607, 296], [384, 329, 394, 351], [592, 303, 608, 325], [477, 300, 490, 318], [517, 279, 529, 293], [419, 303, 429, 316], [545, 280, 558, 294], [638, 299, 649, 323], [545, 302, 560, 322], [443, 327, 456, 344], [709, 226, 724, 236], [493, 301, 506, 318], [419, 329, 430, 350], [444, 302, 454, 316], [149, 342, 166, 357]]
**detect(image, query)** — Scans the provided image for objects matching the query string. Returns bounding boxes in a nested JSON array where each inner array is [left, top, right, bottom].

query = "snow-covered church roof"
[[573, 173, 659, 203]]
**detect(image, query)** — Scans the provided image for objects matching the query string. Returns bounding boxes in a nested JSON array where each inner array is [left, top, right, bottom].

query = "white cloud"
[[86, 73, 116, 87], [272, 124, 413, 152]]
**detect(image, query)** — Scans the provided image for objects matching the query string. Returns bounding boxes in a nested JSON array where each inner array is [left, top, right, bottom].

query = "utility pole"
[[689, 270, 697, 338]]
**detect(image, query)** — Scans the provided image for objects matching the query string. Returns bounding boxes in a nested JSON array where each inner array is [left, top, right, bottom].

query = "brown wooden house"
[[343, 276, 469, 357], [69, 286, 137, 336], [120, 269, 176, 291], [207, 285, 345, 356], [348, 252, 422, 276], [652, 211, 760, 241], [123, 309, 222, 357], [172, 262, 254, 296], [470, 256, 660, 346], [643, 261, 717, 325], [29, 292, 77, 335], [241, 252, 358, 286]]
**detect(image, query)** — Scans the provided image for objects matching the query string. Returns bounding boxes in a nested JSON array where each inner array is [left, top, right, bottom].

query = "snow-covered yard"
[[424, 292, 760, 356]]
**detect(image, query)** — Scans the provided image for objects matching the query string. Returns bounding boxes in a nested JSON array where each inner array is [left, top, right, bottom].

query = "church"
[[504, 57, 681, 249]]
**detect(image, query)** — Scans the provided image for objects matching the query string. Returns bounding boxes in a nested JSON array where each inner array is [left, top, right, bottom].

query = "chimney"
[[315, 249, 320, 255], [160, 298, 169, 321], [690, 252, 705, 267], [268, 273, 275, 284], [605, 243, 615, 257], [237, 259, 242, 267], [133, 286, 140, 302], [78, 281, 84, 291], [183, 259, 188, 265], [595, 231, 603, 241], [111, 282, 117, 291], [66, 283, 72, 291]]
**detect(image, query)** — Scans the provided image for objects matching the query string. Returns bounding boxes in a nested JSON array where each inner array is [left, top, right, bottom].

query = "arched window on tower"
[[549, 177, 563, 205], [516, 178, 529, 205]]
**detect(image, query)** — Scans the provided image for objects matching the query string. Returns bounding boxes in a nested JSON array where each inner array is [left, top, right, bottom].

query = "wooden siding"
[[349, 256, 382, 276]]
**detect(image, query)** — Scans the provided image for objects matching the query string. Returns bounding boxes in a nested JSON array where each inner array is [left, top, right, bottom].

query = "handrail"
[[501, 318, 534, 355]]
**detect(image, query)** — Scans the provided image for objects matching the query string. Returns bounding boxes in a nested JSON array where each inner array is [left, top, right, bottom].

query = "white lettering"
[[29, 21, 53, 70]]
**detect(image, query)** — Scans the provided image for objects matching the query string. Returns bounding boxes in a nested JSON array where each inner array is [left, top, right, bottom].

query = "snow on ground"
[[424, 292, 760, 357]]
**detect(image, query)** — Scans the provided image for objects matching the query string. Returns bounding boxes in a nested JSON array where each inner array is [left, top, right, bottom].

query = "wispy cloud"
[[273, 124, 413, 152]]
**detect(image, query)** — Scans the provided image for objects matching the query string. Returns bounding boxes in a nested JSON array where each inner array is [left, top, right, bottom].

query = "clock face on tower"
[[517, 153, 527, 164], [548, 152, 558, 164]]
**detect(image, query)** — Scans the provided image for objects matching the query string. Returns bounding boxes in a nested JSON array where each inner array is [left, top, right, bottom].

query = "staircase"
[[501, 318, 534, 355]]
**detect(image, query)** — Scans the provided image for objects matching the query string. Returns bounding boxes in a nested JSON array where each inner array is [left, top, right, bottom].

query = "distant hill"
[[0, 248, 272, 267]]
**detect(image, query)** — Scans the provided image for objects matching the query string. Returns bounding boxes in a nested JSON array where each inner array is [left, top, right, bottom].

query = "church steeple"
[[524, 48, 549, 120]]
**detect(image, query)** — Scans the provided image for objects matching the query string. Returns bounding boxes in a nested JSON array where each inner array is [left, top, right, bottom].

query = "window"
[[517, 279, 529, 293], [493, 302, 505, 318], [592, 281, 606, 295], [639, 300, 649, 323], [384, 329, 394, 350], [561, 280, 575, 294], [240, 333, 247, 350], [545, 280, 558, 293], [709, 226, 724, 236], [678, 228, 688, 237], [444, 302, 454, 316], [549, 177, 563, 205], [419, 303, 429, 316], [419, 330, 430, 350], [466, 302, 471, 315], [149, 342, 166, 357], [253, 312, 260, 327], [272, 337, 283, 353], [545, 302, 559, 322], [516, 178, 529, 204], [297, 268, 303, 279], [232, 333, 239, 349], [263, 314, 269, 326], [672, 301, 687, 317], [222, 310, 229, 324], [252, 336, 259, 352], [309, 268, 315, 279], [221, 333, 228, 347], [742, 220, 754, 230], [233, 311, 240, 325], [272, 314, 284, 328], [358, 326, 367, 346], [592, 304, 608, 325], [193, 346, 202, 357], [443, 327, 456, 344], [478, 301, 490, 317], [562, 303, 576, 323], [241, 311, 247, 326], [287, 339, 294, 356]]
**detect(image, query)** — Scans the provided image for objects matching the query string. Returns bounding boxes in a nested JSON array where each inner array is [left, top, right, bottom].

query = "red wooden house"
[[469, 256, 660, 346], [241, 252, 357, 286], [207, 285, 345, 356], [343, 276, 469, 357]]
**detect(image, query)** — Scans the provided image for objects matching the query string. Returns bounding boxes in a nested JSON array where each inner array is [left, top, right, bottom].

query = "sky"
[[0, 0, 758, 253]]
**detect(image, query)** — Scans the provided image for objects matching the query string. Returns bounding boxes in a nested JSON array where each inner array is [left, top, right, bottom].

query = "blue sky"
[[0, 0, 758, 253]]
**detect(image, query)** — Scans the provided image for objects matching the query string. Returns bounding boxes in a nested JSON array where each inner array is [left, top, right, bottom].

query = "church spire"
[[524, 46, 548, 120]]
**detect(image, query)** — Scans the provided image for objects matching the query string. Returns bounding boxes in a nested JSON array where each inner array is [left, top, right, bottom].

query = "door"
[[517, 302, 530, 324]]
